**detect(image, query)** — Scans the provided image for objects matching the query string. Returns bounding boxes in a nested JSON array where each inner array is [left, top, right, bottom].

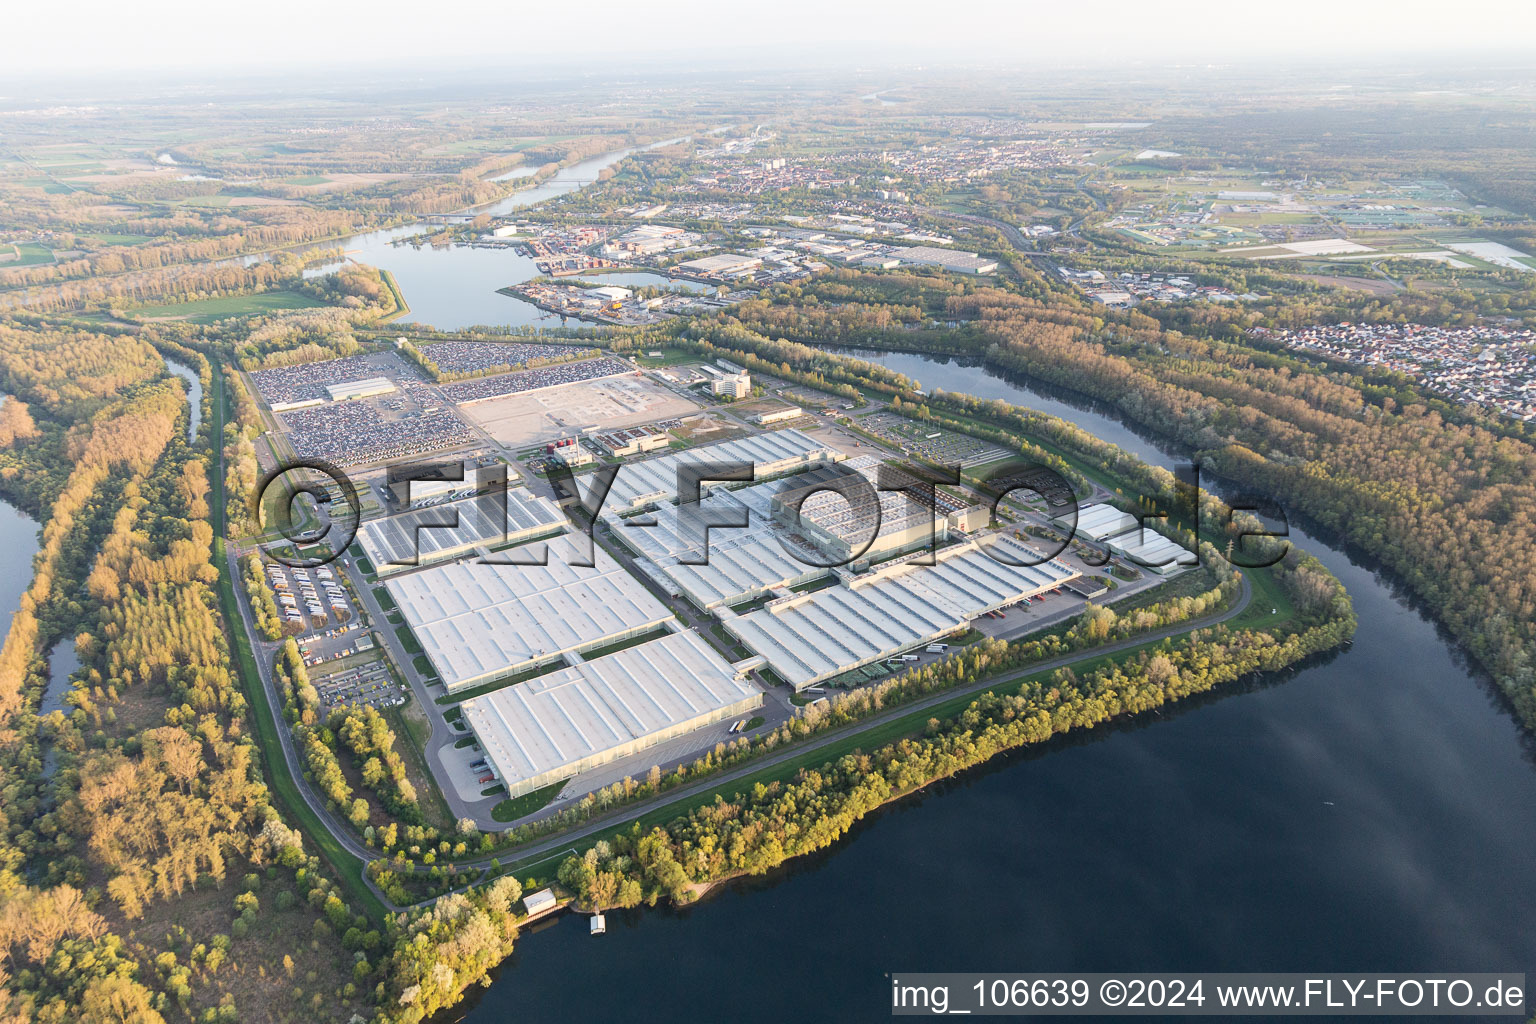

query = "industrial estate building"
[[358, 486, 567, 574], [326, 377, 398, 402], [385, 533, 673, 691], [724, 534, 1081, 690], [1054, 502, 1142, 542], [772, 455, 989, 564], [461, 630, 762, 798], [1107, 528, 1195, 574], [601, 428, 838, 514], [610, 487, 827, 611], [1052, 503, 1194, 574]]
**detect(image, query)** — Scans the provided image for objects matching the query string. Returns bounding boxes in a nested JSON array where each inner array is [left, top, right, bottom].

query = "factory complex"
[[461, 630, 763, 798]]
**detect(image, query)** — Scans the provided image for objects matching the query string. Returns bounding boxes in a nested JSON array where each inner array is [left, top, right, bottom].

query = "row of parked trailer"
[[467, 755, 499, 787], [268, 562, 349, 625]]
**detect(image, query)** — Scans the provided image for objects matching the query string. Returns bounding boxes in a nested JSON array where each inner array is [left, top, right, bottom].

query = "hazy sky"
[[5, 0, 1536, 75]]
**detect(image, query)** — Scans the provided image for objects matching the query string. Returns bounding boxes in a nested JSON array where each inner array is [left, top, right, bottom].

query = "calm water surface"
[[456, 351, 1536, 1023]]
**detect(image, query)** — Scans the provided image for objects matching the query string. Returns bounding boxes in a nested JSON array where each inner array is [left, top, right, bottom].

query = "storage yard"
[[458, 371, 698, 448], [460, 630, 762, 798]]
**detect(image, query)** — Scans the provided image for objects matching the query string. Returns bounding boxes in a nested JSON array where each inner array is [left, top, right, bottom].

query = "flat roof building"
[[600, 429, 838, 515], [1053, 502, 1141, 543], [358, 486, 567, 574], [462, 630, 763, 798], [725, 534, 1080, 690], [608, 489, 827, 611], [1106, 528, 1195, 575], [755, 406, 803, 425], [386, 533, 672, 691], [326, 377, 398, 402], [677, 253, 763, 277]]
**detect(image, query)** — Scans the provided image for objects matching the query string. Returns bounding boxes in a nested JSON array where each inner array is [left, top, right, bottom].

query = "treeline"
[[961, 293, 1536, 729], [0, 208, 362, 292], [0, 316, 376, 1021]]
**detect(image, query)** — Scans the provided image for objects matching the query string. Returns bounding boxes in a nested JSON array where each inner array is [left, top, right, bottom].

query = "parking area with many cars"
[[312, 654, 405, 714]]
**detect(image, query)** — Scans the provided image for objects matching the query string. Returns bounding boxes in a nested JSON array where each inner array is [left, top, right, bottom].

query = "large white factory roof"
[[726, 534, 1080, 690], [386, 533, 672, 690], [462, 630, 761, 795], [609, 490, 823, 609], [358, 487, 566, 572], [602, 428, 836, 514], [1054, 502, 1141, 543]]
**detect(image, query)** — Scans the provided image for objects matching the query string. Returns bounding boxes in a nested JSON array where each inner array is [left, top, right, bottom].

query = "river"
[[164, 356, 203, 441], [458, 350, 1536, 1022]]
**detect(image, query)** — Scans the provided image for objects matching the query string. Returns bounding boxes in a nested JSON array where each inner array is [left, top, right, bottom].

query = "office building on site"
[[754, 406, 803, 425], [385, 533, 672, 691], [711, 371, 752, 398], [461, 630, 763, 799]]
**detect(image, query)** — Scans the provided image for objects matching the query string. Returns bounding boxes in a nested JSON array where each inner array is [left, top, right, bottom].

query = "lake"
[[457, 350, 1536, 1022], [293, 140, 691, 332]]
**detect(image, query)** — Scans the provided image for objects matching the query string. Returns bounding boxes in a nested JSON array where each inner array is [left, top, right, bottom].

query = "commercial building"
[[388, 464, 491, 506], [600, 429, 838, 515], [894, 245, 998, 275], [588, 286, 632, 302], [725, 534, 1080, 691], [325, 377, 398, 402], [676, 253, 763, 277], [461, 630, 763, 798], [357, 485, 567, 574], [386, 533, 672, 691]]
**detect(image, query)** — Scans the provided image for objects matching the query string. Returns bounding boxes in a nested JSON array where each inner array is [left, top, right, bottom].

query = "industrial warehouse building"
[[600, 429, 838, 515], [325, 377, 398, 401], [385, 533, 673, 691], [608, 487, 828, 611], [772, 456, 989, 565], [1053, 502, 1142, 542], [357, 486, 567, 574], [461, 630, 763, 798], [725, 534, 1081, 691], [1107, 527, 1195, 574]]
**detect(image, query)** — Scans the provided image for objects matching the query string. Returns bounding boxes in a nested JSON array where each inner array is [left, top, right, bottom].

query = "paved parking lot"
[[313, 654, 405, 714], [265, 561, 357, 633]]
